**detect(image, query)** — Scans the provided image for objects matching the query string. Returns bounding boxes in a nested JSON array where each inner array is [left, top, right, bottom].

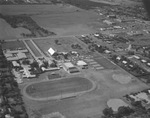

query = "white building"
[[48, 48, 56, 56], [4, 50, 27, 61], [116, 56, 121, 60], [122, 60, 127, 64], [12, 61, 20, 67], [105, 50, 111, 54], [17, 52, 27, 59], [147, 63, 150, 66], [134, 55, 140, 59], [63, 62, 79, 73], [76, 60, 88, 69], [4, 49, 28, 54], [94, 33, 99, 37], [141, 59, 147, 63]]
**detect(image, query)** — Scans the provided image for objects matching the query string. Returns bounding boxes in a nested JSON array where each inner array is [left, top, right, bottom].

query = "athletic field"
[[26, 77, 93, 99]]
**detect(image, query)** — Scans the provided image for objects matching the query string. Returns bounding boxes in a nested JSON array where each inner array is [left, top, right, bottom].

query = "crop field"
[[25, 77, 93, 99], [25, 40, 42, 57], [0, 18, 30, 40], [33, 37, 89, 55], [31, 9, 99, 36], [0, 4, 100, 38], [2, 40, 26, 50], [0, 5, 78, 15]]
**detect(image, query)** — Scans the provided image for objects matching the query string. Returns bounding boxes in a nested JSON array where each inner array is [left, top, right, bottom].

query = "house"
[[141, 59, 147, 63], [122, 60, 127, 64], [5, 114, 14, 118], [81, 35, 86, 37], [115, 18, 122, 22], [94, 33, 99, 37], [63, 62, 79, 73], [4, 53, 13, 58], [134, 55, 140, 60], [116, 56, 121, 60], [109, 34, 115, 37], [147, 63, 150, 66], [103, 20, 115, 25], [105, 50, 111, 54], [12, 61, 20, 67], [113, 26, 122, 29], [76, 60, 88, 69], [37, 59, 43, 67], [107, 15, 116, 18]]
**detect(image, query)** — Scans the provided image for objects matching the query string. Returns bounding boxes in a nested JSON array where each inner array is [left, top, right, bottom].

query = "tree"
[[131, 101, 142, 107], [103, 107, 114, 117], [22, 59, 30, 65], [43, 61, 49, 68], [117, 106, 134, 117], [50, 62, 57, 67], [128, 51, 135, 55], [31, 61, 39, 69]]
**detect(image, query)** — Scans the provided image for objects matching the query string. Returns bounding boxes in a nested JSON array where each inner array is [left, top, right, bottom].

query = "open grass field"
[[22, 69, 149, 118], [25, 77, 93, 99], [33, 37, 89, 55], [2, 40, 26, 50]]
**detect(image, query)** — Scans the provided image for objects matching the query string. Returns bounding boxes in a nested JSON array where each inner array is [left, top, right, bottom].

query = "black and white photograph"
[[0, 0, 150, 118]]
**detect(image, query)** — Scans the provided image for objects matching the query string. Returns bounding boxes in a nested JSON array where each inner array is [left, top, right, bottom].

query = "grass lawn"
[[22, 69, 149, 118], [94, 57, 118, 69], [33, 37, 89, 55]]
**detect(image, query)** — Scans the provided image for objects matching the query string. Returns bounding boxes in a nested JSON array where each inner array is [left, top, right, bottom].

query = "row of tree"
[[0, 13, 56, 38], [102, 106, 134, 118], [102, 100, 150, 118], [0, 46, 28, 118]]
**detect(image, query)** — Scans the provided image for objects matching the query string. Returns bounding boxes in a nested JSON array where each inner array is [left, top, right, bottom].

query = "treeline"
[[62, 0, 112, 10], [0, 0, 13, 4], [0, 0, 62, 5], [0, 45, 29, 118], [0, 13, 56, 38]]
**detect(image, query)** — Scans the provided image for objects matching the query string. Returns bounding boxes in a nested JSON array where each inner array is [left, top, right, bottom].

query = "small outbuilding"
[[48, 48, 56, 56], [103, 20, 115, 25]]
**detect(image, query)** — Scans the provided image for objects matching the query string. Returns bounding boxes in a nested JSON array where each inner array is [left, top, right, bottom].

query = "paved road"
[[4, 33, 90, 42]]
